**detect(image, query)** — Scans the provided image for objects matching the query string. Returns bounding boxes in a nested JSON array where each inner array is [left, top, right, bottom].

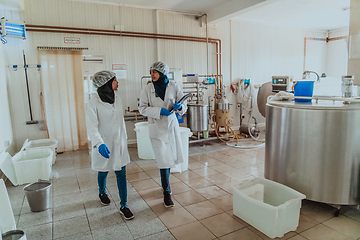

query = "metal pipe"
[[26, 24, 222, 75], [230, 20, 232, 83], [183, 74, 218, 78], [124, 115, 147, 121], [141, 76, 151, 89], [196, 84, 200, 104], [206, 14, 209, 78], [189, 135, 232, 143], [303, 36, 348, 72], [27, 28, 218, 43], [26, 24, 220, 42]]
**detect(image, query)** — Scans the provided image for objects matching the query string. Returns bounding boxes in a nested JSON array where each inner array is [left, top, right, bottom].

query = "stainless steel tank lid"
[[267, 98, 360, 110]]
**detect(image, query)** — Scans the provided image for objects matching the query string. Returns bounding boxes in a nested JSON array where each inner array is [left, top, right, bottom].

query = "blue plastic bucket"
[[292, 80, 314, 102]]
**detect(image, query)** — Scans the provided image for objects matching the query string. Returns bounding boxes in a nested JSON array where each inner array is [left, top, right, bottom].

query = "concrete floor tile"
[[17, 208, 52, 228], [170, 221, 216, 240], [136, 230, 175, 240], [22, 222, 52, 240], [92, 223, 134, 240], [53, 215, 90, 239], [126, 208, 167, 239], [53, 203, 86, 222]]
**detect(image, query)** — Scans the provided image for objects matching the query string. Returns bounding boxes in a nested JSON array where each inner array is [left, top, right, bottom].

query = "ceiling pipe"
[[303, 36, 348, 72], [26, 24, 222, 76], [195, 13, 209, 77]]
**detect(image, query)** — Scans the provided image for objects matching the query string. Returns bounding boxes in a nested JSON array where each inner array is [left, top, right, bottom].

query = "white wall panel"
[[2, 0, 332, 150], [216, 19, 328, 126], [0, 42, 13, 154], [229, 20, 323, 85], [326, 28, 349, 78]]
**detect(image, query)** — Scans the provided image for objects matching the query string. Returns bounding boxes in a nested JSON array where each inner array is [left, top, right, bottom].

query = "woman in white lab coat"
[[86, 70, 134, 220], [139, 61, 187, 207]]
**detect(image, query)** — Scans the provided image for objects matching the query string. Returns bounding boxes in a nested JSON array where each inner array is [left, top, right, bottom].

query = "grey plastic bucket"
[[23, 180, 52, 212], [2, 230, 26, 240]]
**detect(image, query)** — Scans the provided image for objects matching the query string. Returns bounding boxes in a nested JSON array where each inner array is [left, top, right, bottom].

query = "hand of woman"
[[173, 103, 182, 110], [98, 144, 110, 158], [160, 108, 171, 116]]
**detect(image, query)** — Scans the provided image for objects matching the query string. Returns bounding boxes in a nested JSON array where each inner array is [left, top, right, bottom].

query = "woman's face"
[[150, 69, 160, 82], [112, 78, 118, 91]]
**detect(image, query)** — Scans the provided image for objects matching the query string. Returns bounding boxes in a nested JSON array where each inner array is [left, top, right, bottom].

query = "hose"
[[226, 142, 265, 149], [238, 79, 253, 113]]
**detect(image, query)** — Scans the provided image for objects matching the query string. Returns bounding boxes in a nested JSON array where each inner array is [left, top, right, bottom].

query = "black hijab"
[[97, 77, 115, 104], [152, 72, 169, 101]]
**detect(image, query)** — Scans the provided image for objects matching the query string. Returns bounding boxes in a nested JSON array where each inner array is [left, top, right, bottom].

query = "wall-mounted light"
[[1, 17, 26, 39]]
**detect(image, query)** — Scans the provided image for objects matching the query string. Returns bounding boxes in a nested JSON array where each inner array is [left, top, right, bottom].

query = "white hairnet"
[[92, 70, 116, 88], [150, 61, 169, 76]]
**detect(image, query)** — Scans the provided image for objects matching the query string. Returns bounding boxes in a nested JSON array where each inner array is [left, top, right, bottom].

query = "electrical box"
[[186, 73, 199, 83], [271, 76, 293, 93], [169, 68, 183, 89]]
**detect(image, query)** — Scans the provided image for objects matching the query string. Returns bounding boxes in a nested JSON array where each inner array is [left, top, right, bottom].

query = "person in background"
[[138, 61, 187, 207], [86, 70, 134, 220]]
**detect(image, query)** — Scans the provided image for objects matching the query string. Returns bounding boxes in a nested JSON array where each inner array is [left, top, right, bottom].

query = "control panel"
[[271, 76, 293, 93]]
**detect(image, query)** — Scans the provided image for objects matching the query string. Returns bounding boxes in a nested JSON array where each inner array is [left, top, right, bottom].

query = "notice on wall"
[[112, 64, 127, 79], [64, 37, 80, 44]]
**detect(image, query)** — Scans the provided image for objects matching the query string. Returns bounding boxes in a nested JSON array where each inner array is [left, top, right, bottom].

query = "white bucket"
[[22, 139, 58, 165], [12, 148, 53, 185], [134, 122, 155, 159], [171, 127, 193, 173], [134, 122, 193, 172]]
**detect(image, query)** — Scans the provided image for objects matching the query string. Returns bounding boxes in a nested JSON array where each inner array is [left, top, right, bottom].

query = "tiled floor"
[[5, 140, 360, 240]]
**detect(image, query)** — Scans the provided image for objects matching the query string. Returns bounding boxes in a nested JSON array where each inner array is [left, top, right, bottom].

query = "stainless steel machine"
[[265, 99, 360, 205], [187, 104, 208, 132]]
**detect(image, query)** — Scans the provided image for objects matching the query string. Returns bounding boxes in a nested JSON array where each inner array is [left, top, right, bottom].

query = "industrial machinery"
[[265, 96, 360, 211], [187, 104, 208, 132], [183, 74, 239, 143], [230, 78, 264, 142], [271, 76, 293, 93], [182, 74, 212, 139], [215, 80, 233, 134], [139, 70, 266, 146]]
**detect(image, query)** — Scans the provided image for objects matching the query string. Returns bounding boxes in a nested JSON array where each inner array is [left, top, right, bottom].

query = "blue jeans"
[[98, 166, 127, 208], [160, 168, 171, 195]]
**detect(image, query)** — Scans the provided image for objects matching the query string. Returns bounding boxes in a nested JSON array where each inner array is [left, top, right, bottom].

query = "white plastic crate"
[[22, 138, 58, 165], [233, 177, 306, 239], [12, 148, 53, 185]]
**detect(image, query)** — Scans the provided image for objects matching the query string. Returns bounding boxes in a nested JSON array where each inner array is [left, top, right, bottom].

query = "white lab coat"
[[86, 92, 130, 171], [139, 81, 187, 169]]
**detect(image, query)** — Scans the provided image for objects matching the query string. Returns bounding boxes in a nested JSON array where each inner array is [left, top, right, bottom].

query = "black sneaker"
[[99, 193, 111, 205], [164, 194, 174, 208], [120, 207, 134, 220]]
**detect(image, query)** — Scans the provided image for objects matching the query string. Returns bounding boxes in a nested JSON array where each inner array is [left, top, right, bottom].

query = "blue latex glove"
[[173, 103, 182, 110], [160, 108, 171, 116], [98, 144, 110, 159]]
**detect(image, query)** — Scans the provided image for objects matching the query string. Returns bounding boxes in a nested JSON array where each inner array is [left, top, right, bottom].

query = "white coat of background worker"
[[139, 61, 187, 207], [86, 70, 134, 220]]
